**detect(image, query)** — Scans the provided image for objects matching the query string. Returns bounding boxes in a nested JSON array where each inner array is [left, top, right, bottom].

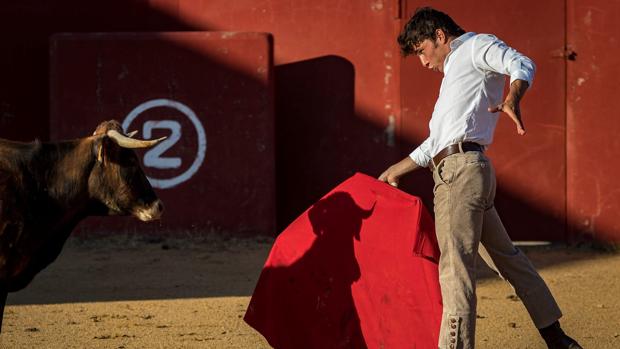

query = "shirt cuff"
[[509, 72, 533, 87], [509, 62, 534, 87], [409, 147, 431, 168]]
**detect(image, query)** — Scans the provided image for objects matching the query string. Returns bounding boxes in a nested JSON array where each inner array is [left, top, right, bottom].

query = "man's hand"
[[378, 168, 401, 187], [378, 156, 420, 187], [488, 79, 529, 136]]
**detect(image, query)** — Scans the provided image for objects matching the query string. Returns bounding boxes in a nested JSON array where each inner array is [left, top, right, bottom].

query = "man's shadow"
[[246, 191, 373, 349]]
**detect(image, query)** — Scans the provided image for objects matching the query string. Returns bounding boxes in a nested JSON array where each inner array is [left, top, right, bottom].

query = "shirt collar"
[[444, 32, 476, 74], [449, 32, 476, 50]]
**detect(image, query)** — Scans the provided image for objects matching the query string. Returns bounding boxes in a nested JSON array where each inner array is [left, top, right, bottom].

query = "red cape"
[[245, 173, 442, 348]]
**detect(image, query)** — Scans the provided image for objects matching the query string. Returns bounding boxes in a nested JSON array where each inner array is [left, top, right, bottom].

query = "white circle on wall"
[[122, 98, 207, 189]]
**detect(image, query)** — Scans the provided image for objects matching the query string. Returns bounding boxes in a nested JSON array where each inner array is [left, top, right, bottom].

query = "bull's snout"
[[134, 199, 164, 222]]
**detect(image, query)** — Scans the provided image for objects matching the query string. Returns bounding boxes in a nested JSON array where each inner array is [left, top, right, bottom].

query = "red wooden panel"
[[400, 1, 566, 241], [50, 32, 275, 236], [567, 1, 620, 242]]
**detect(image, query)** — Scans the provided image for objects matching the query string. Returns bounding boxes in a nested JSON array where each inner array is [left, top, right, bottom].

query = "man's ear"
[[435, 28, 447, 43]]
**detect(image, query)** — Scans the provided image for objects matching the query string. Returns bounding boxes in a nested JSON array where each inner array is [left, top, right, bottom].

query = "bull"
[[0, 120, 165, 332]]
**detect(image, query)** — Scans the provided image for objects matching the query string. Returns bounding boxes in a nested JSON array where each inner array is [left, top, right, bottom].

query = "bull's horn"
[[126, 130, 138, 138], [106, 129, 166, 148]]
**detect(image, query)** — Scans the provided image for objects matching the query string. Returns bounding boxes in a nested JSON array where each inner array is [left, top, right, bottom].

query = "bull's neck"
[[32, 138, 96, 211]]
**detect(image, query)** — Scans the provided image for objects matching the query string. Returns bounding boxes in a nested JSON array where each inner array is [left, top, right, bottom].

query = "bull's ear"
[[92, 136, 106, 164], [97, 144, 105, 163]]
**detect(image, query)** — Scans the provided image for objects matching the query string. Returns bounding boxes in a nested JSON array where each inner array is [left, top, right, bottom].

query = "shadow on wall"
[[274, 56, 398, 231], [0, 0, 196, 142]]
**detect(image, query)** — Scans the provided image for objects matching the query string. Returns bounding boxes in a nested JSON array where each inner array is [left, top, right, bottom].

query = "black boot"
[[539, 321, 583, 349]]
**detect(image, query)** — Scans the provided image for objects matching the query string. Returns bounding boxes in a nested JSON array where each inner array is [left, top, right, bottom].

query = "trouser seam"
[[445, 168, 457, 348]]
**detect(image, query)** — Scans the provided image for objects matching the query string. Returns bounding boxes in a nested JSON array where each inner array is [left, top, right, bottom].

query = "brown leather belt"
[[430, 142, 484, 170]]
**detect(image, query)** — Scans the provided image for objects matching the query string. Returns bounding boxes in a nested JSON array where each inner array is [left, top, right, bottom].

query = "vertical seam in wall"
[[564, 0, 569, 242], [396, 0, 404, 154]]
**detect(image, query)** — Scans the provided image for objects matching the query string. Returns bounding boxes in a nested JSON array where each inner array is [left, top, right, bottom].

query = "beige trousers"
[[432, 150, 562, 349]]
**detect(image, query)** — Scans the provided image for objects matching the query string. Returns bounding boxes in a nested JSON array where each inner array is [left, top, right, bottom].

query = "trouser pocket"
[[433, 159, 454, 186]]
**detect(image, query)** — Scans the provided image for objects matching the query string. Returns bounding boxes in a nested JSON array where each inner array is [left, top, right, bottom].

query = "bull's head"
[[89, 120, 165, 221]]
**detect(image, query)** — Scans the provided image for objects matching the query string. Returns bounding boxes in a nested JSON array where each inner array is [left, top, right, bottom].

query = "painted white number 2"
[[123, 98, 207, 189], [143, 120, 182, 169]]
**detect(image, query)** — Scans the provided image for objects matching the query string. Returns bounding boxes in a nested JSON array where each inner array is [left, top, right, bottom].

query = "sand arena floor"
[[1, 234, 618, 349]]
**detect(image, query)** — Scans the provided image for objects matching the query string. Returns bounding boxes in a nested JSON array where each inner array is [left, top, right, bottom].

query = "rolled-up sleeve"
[[473, 34, 536, 87], [409, 137, 433, 168]]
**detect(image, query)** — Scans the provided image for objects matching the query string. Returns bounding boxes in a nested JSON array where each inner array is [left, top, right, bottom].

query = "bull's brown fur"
[[0, 120, 163, 332]]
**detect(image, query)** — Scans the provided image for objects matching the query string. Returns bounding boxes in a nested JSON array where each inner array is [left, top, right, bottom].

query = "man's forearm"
[[391, 156, 421, 177], [378, 156, 421, 187], [506, 79, 529, 103]]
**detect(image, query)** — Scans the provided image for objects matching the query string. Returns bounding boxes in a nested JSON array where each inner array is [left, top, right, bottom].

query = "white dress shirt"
[[409, 32, 536, 168]]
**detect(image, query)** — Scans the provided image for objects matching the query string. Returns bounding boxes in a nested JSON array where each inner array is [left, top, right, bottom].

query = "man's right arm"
[[378, 156, 421, 187], [378, 136, 432, 186]]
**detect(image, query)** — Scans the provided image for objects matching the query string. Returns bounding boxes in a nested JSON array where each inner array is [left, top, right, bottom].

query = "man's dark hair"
[[398, 7, 465, 56]]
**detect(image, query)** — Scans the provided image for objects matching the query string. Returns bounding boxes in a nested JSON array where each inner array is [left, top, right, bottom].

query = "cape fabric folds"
[[244, 173, 442, 348]]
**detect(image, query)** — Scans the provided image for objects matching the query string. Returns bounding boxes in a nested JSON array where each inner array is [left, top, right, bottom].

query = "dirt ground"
[[1, 234, 618, 349]]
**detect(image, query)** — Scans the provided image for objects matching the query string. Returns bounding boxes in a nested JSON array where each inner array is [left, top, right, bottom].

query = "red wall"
[[0, 1, 618, 241], [0, 1, 404, 233], [567, 0, 620, 242]]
